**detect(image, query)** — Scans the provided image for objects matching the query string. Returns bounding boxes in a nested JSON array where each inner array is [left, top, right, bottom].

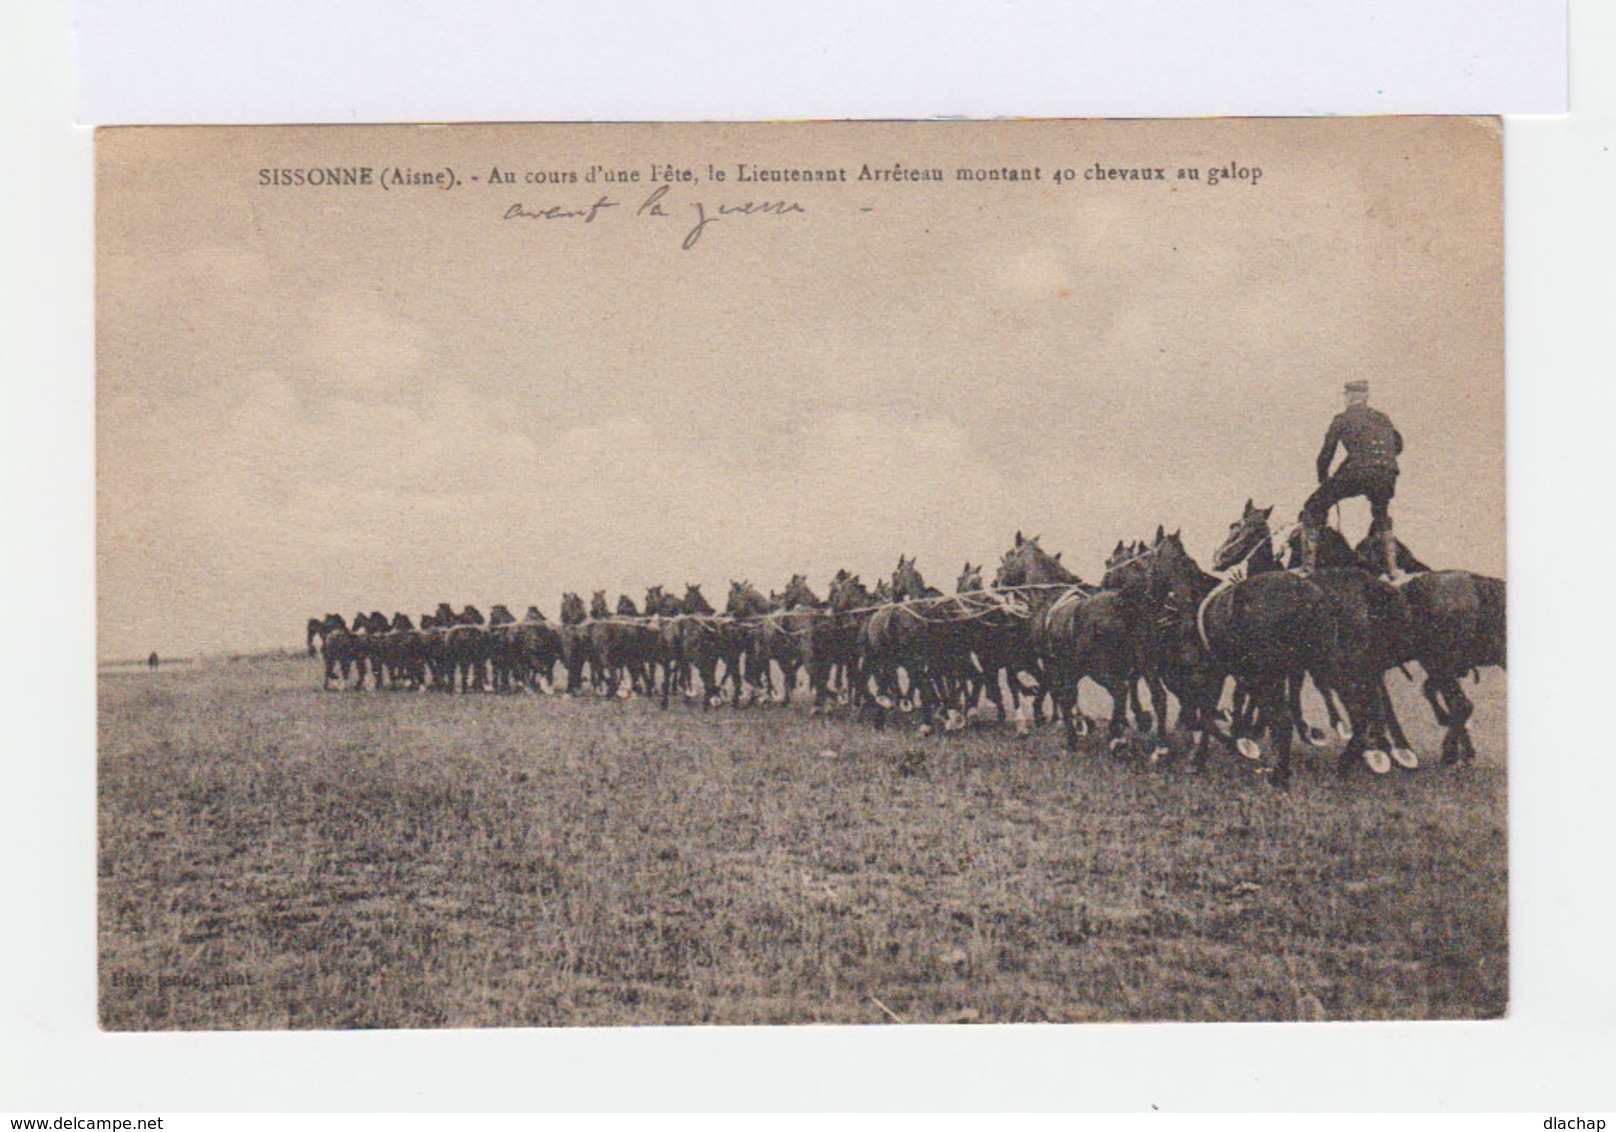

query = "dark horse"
[[512, 606, 563, 692], [992, 533, 1139, 753], [755, 574, 826, 707], [1149, 506, 1375, 787], [1216, 503, 1420, 773], [955, 562, 1047, 733], [1354, 534, 1507, 763], [559, 593, 593, 694], [859, 556, 970, 734], [722, 581, 773, 706], [674, 583, 729, 708], [317, 613, 361, 689], [445, 604, 490, 693]]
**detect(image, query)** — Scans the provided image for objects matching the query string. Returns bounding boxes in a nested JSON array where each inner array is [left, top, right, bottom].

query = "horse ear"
[[1155, 524, 1165, 542], [1261, 506, 1273, 519], [1054, 551, 1063, 562], [1015, 531, 1024, 546]]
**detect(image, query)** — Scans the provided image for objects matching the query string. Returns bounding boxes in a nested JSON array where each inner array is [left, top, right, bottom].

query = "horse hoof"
[[1235, 737, 1262, 761], [1307, 727, 1329, 747], [1074, 717, 1091, 736], [1014, 721, 1031, 739], [1150, 746, 1171, 765], [875, 695, 893, 709], [899, 700, 915, 714], [1108, 737, 1128, 756], [919, 724, 934, 737], [1363, 748, 1393, 775], [1335, 721, 1354, 741], [1391, 747, 1420, 770]]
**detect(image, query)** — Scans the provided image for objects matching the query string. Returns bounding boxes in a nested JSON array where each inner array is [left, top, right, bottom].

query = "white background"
[[5, 0, 1613, 1113]]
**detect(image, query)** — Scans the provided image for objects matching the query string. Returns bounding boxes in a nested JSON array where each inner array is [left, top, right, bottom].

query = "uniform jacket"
[[1317, 404, 1403, 480]]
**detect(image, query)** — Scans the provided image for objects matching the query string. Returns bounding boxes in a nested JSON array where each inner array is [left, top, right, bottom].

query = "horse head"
[[488, 604, 516, 625], [995, 533, 1078, 588], [560, 593, 587, 625], [957, 562, 984, 593], [616, 594, 640, 617], [782, 573, 821, 609], [892, 555, 938, 601], [829, 572, 874, 612], [1102, 536, 1163, 592], [1152, 529, 1216, 608], [524, 605, 547, 622], [1353, 533, 1432, 576], [1214, 499, 1274, 572], [726, 580, 770, 618], [459, 604, 486, 626], [391, 612, 414, 632], [589, 591, 610, 619], [681, 584, 714, 615]]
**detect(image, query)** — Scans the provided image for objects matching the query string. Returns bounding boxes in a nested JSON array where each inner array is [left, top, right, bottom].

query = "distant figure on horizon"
[[147, 651, 159, 670], [1299, 379, 1405, 580]]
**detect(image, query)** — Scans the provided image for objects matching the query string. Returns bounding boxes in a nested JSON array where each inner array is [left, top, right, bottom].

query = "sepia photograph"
[[96, 117, 1506, 1031]]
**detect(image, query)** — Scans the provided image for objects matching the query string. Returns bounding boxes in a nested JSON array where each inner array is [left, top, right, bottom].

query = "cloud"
[[300, 290, 428, 396]]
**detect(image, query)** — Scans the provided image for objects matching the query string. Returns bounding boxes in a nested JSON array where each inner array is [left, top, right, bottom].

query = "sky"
[[96, 119, 1503, 660]]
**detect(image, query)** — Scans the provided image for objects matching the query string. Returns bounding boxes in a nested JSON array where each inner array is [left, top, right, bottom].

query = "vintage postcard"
[[97, 119, 1504, 1030]]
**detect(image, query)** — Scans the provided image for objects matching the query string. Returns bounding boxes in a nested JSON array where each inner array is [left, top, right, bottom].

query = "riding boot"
[[1297, 523, 1319, 576], [1381, 528, 1406, 582]]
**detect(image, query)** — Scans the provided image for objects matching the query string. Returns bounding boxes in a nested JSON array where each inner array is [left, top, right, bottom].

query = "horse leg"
[[1098, 669, 1132, 756], [1332, 675, 1378, 778], [1128, 676, 1154, 734], [1247, 677, 1292, 788], [1376, 678, 1419, 769], [1423, 675, 1456, 728], [1290, 674, 1328, 747], [1144, 674, 1172, 761], [1055, 673, 1083, 752], [1449, 679, 1477, 761]]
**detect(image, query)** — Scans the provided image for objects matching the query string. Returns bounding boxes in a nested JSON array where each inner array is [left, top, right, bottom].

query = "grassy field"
[[97, 655, 1507, 1030]]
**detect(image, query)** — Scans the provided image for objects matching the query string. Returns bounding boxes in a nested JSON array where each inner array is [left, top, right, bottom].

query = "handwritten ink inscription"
[[502, 185, 807, 250]]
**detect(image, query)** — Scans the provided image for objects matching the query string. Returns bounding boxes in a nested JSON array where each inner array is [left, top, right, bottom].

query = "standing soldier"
[[1299, 380, 1405, 578]]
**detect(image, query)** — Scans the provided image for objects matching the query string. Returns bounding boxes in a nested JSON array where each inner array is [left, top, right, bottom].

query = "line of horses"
[[306, 500, 1505, 788]]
